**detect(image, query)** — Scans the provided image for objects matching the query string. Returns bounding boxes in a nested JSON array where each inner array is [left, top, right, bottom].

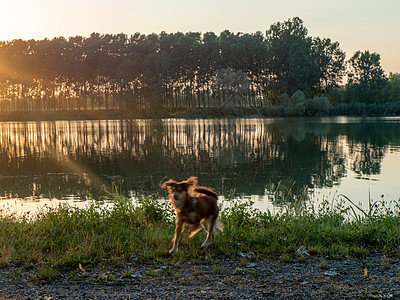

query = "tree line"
[[0, 17, 398, 114]]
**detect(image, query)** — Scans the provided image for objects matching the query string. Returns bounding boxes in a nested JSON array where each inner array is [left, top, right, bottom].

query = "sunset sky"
[[1, 0, 399, 73]]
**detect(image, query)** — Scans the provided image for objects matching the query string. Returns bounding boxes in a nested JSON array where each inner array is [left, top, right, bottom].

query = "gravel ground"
[[0, 253, 399, 299]]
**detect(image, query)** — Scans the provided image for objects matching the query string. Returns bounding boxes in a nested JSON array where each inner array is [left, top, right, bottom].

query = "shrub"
[[281, 91, 306, 116], [305, 96, 331, 116]]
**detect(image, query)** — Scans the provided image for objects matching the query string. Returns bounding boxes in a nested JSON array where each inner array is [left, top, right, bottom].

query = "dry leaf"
[[79, 263, 86, 272]]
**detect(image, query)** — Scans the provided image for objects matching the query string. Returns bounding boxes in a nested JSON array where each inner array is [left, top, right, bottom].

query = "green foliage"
[[265, 17, 346, 96], [343, 51, 388, 104], [347, 51, 386, 85], [329, 101, 400, 116], [305, 96, 331, 116], [266, 17, 319, 96], [386, 73, 400, 102], [311, 37, 346, 89], [0, 194, 175, 269], [211, 67, 251, 106], [276, 91, 330, 117], [282, 91, 306, 116], [0, 16, 350, 113], [1, 192, 400, 271], [138, 195, 174, 224], [2, 17, 397, 115]]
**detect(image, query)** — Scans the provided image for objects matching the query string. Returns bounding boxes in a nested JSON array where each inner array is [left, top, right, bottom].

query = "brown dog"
[[162, 176, 222, 254]]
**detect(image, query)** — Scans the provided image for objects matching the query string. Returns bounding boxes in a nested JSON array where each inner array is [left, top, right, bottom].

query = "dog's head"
[[162, 176, 198, 205]]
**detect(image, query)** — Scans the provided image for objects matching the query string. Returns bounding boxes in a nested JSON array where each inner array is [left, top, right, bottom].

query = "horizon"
[[1, 0, 399, 74]]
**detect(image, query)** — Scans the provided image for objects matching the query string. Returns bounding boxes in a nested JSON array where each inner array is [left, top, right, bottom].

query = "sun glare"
[[0, 2, 14, 41], [0, 2, 22, 41], [0, 1, 42, 41]]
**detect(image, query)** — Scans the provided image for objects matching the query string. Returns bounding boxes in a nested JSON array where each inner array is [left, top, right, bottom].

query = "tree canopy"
[[0, 17, 394, 114]]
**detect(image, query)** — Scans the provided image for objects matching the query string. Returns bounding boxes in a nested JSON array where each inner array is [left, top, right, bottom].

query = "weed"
[[322, 284, 349, 292], [280, 254, 293, 263], [317, 259, 329, 270], [97, 272, 116, 283], [381, 255, 391, 269], [0, 191, 399, 270], [34, 265, 61, 282], [192, 268, 204, 276], [146, 269, 164, 277], [222, 275, 235, 286], [120, 270, 133, 278]]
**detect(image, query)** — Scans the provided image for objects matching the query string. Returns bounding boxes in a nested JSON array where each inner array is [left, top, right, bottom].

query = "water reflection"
[[0, 117, 399, 212]]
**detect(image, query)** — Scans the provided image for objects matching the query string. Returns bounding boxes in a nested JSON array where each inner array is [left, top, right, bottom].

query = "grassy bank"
[[0, 193, 400, 277], [0, 109, 149, 122], [1, 100, 400, 122]]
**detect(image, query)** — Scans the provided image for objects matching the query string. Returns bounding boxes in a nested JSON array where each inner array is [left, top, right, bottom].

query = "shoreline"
[[0, 192, 400, 298], [0, 104, 400, 122]]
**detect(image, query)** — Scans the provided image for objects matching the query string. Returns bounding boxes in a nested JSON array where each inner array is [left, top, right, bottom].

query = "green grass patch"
[[1, 192, 400, 271]]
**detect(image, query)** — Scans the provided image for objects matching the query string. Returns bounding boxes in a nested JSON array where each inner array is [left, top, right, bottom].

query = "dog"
[[162, 176, 222, 254]]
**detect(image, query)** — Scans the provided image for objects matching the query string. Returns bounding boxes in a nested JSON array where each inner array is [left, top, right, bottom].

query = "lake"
[[1, 117, 399, 215]]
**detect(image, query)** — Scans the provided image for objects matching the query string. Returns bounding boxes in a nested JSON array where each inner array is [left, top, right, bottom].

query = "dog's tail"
[[214, 217, 224, 233], [193, 187, 218, 199]]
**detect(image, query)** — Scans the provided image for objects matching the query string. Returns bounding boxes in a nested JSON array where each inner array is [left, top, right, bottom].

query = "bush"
[[305, 96, 331, 116], [281, 91, 306, 116]]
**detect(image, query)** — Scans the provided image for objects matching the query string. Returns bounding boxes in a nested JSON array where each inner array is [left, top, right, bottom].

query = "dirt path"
[[0, 254, 399, 299]]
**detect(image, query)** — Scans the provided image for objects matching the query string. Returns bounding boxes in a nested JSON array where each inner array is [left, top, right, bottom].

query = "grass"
[[1, 191, 400, 275]]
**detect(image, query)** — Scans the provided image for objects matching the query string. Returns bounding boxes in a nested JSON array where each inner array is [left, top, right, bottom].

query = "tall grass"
[[0, 191, 400, 274]]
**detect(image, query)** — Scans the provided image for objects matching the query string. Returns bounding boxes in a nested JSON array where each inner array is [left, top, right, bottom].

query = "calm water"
[[1, 117, 400, 214]]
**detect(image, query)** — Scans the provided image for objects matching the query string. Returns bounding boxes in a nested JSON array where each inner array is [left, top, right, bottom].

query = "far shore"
[[0, 102, 400, 122]]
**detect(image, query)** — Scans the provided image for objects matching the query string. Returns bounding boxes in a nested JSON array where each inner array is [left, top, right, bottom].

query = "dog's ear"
[[185, 176, 198, 186], [162, 179, 176, 188]]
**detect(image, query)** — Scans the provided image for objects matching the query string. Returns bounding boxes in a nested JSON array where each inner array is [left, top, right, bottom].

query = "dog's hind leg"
[[182, 224, 202, 243], [169, 218, 184, 254], [201, 216, 217, 248]]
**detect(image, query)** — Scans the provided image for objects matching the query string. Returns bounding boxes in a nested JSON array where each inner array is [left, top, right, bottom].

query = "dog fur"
[[162, 176, 222, 254]]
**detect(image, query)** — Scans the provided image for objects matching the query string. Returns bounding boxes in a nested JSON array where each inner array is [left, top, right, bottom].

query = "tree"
[[0, 22, 387, 113], [346, 51, 387, 103], [347, 51, 386, 85], [311, 37, 346, 90], [387, 73, 400, 101], [265, 17, 319, 97], [211, 67, 250, 106]]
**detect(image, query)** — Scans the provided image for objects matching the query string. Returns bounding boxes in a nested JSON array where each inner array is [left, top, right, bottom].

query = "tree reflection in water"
[[0, 117, 398, 210]]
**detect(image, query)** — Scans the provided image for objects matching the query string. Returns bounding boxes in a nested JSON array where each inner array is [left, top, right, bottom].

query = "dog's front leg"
[[169, 217, 184, 254]]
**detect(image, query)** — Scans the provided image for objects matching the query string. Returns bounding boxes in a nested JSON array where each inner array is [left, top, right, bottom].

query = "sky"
[[1, 0, 399, 74]]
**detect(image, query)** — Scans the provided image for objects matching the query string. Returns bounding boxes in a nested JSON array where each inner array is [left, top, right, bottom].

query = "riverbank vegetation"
[[0, 17, 399, 119], [1, 192, 400, 277]]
